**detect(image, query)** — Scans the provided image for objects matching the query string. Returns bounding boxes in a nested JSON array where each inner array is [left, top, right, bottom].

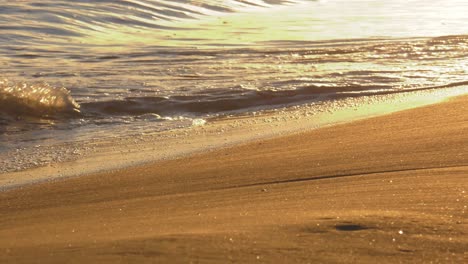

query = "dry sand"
[[0, 96, 467, 263]]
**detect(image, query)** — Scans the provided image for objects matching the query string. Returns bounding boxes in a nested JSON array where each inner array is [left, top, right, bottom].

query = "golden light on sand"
[[1, 0, 467, 262]]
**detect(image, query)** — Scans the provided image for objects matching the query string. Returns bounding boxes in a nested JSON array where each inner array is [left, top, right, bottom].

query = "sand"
[[0, 95, 467, 263]]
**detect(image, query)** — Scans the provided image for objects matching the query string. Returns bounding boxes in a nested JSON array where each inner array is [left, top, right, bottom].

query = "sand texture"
[[0, 96, 467, 263]]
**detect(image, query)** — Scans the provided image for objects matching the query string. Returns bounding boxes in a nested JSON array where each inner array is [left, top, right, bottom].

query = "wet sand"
[[0, 96, 467, 263]]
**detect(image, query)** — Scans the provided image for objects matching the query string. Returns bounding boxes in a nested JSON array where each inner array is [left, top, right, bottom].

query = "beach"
[[1, 0, 468, 262], [0, 95, 466, 263]]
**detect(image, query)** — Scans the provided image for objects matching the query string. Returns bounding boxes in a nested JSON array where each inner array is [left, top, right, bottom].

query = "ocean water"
[[1, 0, 467, 172]]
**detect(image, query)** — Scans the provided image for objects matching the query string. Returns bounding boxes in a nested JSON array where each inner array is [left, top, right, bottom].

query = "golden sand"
[[0, 96, 467, 263]]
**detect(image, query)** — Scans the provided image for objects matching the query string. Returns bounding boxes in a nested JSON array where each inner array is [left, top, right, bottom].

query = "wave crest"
[[0, 79, 80, 118]]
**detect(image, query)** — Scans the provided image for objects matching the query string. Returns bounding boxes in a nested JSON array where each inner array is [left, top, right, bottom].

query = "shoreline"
[[1, 86, 467, 191], [0, 93, 467, 262]]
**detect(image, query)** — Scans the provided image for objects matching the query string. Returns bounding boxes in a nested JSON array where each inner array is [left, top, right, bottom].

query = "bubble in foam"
[[192, 118, 206, 126], [0, 79, 80, 117]]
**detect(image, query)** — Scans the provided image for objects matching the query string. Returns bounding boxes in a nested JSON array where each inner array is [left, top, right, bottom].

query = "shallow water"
[[1, 0, 467, 172]]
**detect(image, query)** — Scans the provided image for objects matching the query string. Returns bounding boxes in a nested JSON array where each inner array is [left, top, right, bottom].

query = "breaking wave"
[[0, 79, 80, 118], [2, 77, 467, 120]]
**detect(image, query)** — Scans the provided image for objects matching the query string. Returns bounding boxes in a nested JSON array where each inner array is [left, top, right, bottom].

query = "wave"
[[2, 73, 467, 121], [0, 79, 80, 118], [80, 81, 468, 118], [80, 85, 377, 117], [2, 77, 467, 120]]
